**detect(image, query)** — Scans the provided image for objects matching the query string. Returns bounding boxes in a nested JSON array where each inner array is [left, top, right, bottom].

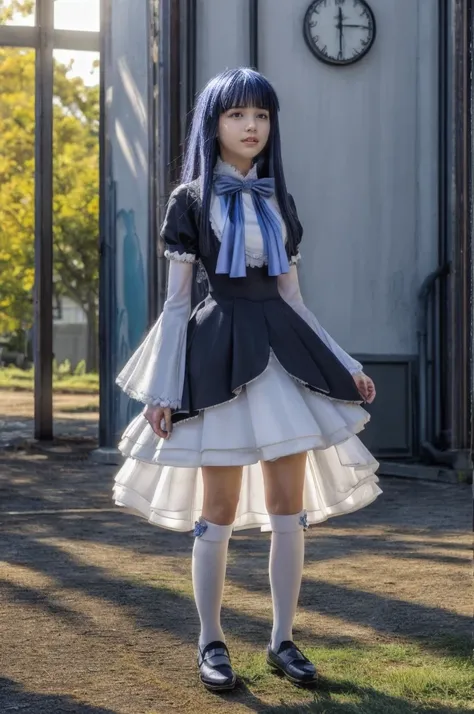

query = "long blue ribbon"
[[213, 175, 290, 278]]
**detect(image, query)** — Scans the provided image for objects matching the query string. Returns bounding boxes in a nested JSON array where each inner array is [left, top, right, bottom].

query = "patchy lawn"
[[0, 448, 471, 714]]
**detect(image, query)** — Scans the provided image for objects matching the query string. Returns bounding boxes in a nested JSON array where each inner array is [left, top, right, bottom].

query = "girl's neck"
[[218, 151, 252, 177]]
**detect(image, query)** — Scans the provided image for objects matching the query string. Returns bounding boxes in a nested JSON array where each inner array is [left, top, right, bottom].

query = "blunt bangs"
[[215, 68, 279, 115]]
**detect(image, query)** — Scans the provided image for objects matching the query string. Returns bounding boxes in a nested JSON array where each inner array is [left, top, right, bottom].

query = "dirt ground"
[[0, 391, 99, 420], [0, 441, 471, 713], [0, 391, 99, 447]]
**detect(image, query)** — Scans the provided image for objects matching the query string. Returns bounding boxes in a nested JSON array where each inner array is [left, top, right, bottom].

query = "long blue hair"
[[181, 67, 300, 257]]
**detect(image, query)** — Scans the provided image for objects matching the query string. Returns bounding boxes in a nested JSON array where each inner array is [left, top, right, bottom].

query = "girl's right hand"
[[143, 405, 173, 439]]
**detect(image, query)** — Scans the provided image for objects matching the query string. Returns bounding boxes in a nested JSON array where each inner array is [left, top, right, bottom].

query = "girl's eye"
[[229, 111, 243, 118], [258, 113, 269, 120]]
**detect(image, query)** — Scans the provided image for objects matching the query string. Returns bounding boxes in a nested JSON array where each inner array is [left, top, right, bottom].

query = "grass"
[[232, 636, 474, 713], [0, 365, 99, 394]]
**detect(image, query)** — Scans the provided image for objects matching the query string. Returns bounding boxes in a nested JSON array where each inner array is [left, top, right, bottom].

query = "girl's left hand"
[[352, 372, 376, 404]]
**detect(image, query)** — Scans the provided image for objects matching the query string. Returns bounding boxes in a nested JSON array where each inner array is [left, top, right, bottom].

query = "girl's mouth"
[[242, 138, 259, 144]]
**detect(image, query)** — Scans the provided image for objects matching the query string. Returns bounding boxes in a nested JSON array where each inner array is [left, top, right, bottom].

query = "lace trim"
[[196, 260, 209, 284], [165, 249, 197, 263], [290, 252, 302, 265], [213, 157, 258, 180], [170, 349, 364, 428], [246, 254, 268, 268], [115, 377, 181, 410]]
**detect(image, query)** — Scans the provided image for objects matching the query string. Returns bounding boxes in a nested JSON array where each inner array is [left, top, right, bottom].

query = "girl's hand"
[[143, 405, 173, 439], [352, 372, 376, 404]]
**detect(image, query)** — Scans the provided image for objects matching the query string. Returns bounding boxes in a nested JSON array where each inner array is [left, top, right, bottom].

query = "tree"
[[0, 28, 100, 370], [0, 0, 34, 24]]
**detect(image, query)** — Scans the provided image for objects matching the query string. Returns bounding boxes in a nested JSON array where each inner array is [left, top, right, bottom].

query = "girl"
[[114, 67, 381, 692]]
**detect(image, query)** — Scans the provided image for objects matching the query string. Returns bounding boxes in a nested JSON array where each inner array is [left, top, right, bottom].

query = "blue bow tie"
[[213, 174, 290, 278]]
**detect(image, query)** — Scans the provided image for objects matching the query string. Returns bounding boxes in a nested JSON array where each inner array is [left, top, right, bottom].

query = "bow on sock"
[[213, 175, 290, 278]]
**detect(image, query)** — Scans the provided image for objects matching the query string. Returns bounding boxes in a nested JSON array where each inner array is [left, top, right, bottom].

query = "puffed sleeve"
[[115, 260, 193, 408], [161, 184, 200, 262], [278, 265, 364, 376], [287, 193, 303, 265]]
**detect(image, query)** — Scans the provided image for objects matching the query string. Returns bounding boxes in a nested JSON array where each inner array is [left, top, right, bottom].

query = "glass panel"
[[0, 46, 35, 439], [54, 0, 100, 32], [52, 49, 100, 436], [0, 0, 35, 26]]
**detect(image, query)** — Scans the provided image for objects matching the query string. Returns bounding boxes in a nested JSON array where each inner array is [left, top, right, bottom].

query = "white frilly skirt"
[[113, 352, 382, 533]]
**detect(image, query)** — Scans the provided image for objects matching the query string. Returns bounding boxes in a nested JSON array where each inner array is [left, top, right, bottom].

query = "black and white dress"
[[113, 158, 382, 533]]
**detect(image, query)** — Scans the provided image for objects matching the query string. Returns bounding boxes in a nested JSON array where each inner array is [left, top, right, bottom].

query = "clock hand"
[[341, 24, 370, 29], [337, 7, 343, 56]]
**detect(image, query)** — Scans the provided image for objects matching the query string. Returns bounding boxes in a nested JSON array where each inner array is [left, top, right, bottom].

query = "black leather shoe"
[[267, 640, 318, 686], [197, 640, 237, 691]]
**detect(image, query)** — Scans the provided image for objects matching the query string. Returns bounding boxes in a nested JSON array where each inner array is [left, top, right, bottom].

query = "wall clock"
[[303, 0, 376, 66]]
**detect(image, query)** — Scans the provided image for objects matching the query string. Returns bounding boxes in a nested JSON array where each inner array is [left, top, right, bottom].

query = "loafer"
[[267, 640, 318, 685], [197, 640, 237, 691]]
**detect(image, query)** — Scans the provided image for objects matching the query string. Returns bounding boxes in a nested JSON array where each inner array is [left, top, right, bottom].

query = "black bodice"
[[172, 252, 362, 424]]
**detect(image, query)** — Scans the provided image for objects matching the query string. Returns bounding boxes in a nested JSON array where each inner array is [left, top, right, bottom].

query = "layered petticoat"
[[113, 352, 381, 533]]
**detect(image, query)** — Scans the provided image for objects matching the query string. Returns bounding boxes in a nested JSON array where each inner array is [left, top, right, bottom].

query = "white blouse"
[[209, 157, 301, 268], [116, 162, 363, 408]]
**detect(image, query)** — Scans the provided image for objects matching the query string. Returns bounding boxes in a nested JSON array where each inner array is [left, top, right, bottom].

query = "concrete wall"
[[107, 0, 150, 431], [53, 325, 87, 368], [195, 0, 439, 359], [195, 0, 250, 90]]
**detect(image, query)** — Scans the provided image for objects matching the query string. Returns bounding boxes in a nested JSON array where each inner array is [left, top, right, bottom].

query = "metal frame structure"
[[421, 0, 473, 471], [1, 1, 471, 464], [0, 0, 100, 440]]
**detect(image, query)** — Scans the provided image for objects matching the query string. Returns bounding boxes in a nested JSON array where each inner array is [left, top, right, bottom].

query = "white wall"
[[195, 0, 439, 357], [195, 0, 250, 91]]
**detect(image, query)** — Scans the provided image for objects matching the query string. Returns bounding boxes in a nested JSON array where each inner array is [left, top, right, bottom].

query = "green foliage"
[[74, 359, 86, 376], [0, 1, 35, 24], [57, 358, 72, 375], [0, 363, 99, 393], [0, 8, 99, 369]]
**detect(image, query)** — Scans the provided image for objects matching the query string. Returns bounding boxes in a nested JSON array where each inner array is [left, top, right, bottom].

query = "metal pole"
[[451, 0, 472, 461], [34, 0, 54, 440], [437, 0, 450, 446], [186, 0, 196, 126], [147, 0, 159, 325], [249, 0, 259, 69], [156, 0, 182, 316], [98, 0, 114, 448], [169, 0, 181, 185]]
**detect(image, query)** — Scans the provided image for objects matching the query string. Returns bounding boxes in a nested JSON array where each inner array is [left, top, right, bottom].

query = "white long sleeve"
[[277, 266, 363, 376], [116, 261, 193, 408]]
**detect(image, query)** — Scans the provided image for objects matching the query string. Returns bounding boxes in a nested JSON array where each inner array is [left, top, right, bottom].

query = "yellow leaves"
[[0, 44, 100, 333]]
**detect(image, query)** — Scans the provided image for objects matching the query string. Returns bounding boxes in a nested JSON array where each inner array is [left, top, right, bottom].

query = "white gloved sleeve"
[[277, 265, 363, 376], [115, 261, 193, 408]]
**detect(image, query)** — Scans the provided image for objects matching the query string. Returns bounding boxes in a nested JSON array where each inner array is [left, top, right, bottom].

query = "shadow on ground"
[[0, 677, 118, 714]]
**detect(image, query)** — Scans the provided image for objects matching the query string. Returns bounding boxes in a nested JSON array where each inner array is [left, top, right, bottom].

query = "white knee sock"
[[268, 509, 307, 652], [191, 517, 234, 648]]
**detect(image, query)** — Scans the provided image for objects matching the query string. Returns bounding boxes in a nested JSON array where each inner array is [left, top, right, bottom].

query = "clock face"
[[303, 0, 376, 66]]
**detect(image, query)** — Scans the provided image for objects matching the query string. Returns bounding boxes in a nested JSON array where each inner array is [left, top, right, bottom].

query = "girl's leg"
[[192, 465, 242, 647], [261, 452, 307, 651]]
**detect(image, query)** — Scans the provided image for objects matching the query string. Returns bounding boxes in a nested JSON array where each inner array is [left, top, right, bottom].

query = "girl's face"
[[217, 106, 270, 169]]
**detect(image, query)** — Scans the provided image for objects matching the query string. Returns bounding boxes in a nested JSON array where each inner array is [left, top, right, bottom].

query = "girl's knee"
[[201, 506, 237, 526], [265, 500, 303, 516]]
